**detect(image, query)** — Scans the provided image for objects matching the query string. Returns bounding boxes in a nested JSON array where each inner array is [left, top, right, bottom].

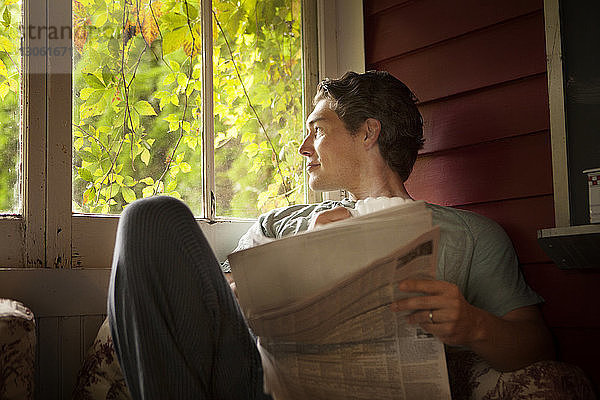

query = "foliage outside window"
[[0, 0, 304, 218], [0, 0, 21, 214], [213, 0, 304, 216], [71, 0, 304, 218]]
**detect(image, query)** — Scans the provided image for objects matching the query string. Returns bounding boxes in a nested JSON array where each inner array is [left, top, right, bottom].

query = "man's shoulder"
[[258, 199, 354, 238], [426, 203, 511, 247], [427, 203, 496, 228], [259, 199, 352, 221]]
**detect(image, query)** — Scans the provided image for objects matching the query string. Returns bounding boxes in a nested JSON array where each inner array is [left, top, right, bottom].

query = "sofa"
[[73, 317, 596, 399], [0, 299, 36, 400]]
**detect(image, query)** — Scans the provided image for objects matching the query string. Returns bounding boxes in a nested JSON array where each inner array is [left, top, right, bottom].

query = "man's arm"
[[293, 206, 554, 370], [225, 207, 352, 295], [391, 279, 555, 371], [307, 206, 353, 230]]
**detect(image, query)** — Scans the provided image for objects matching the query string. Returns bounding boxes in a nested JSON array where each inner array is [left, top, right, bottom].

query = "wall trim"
[[316, 0, 365, 202], [543, 0, 570, 227], [0, 268, 111, 317]]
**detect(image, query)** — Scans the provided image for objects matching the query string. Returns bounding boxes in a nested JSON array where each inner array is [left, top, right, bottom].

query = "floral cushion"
[[74, 318, 596, 400], [73, 318, 130, 400], [0, 298, 36, 400], [446, 347, 596, 399]]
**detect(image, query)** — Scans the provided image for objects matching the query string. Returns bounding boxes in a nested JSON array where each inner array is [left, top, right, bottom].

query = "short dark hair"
[[314, 70, 424, 182]]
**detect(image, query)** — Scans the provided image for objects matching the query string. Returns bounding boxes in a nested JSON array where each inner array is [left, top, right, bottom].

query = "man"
[[109, 71, 554, 399]]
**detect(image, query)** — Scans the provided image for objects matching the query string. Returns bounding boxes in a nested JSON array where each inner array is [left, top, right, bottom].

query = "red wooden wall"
[[364, 0, 600, 389]]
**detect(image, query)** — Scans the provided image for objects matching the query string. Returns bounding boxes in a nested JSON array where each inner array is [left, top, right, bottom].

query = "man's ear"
[[362, 118, 381, 150]]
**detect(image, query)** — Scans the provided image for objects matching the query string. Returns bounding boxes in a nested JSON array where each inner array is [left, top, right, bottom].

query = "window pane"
[[0, 0, 22, 214], [213, 0, 304, 217], [72, 0, 203, 215]]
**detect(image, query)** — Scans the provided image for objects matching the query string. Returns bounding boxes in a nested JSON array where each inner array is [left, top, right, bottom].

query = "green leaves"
[[84, 73, 105, 89], [162, 27, 187, 55], [179, 162, 191, 173], [69, 0, 303, 216], [102, 66, 113, 86], [134, 100, 157, 116], [78, 167, 94, 182], [0, 1, 23, 212], [140, 148, 151, 165], [0, 35, 13, 53], [2, 7, 11, 28], [212, 0, 304, 216], [121, 187, 136, 203], [79, 150, 97, 163]]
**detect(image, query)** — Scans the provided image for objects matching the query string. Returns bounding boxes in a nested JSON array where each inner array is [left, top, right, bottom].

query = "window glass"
[[71, 0, 304, 218], [213, 0, 304, 217], [0, 0, 21, 214], [72, 0, 203, 215]]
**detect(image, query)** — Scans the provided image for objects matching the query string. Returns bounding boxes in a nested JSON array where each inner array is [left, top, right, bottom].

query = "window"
[[0, 0, 316, 268], [0, 0, 364, 269], [71, 0, 304, 217], [0, 0, 21, 215]]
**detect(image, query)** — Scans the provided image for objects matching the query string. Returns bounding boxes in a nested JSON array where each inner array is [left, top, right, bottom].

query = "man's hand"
[[391, 279, 483, 346], [391, 278, 555, 371], [308, 207, 352, 230]]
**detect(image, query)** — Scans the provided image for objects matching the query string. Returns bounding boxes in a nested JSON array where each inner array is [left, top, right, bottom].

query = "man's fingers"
[[397, 278, 453, 295], [391, 295, 445, 312], [405, 309, 448, 325]]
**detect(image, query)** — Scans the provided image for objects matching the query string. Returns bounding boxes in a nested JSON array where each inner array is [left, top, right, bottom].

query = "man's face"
[[299, 99, 363, 192]]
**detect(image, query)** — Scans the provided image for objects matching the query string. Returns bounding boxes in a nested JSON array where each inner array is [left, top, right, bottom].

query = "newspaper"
[[228, 201, 451, 399]]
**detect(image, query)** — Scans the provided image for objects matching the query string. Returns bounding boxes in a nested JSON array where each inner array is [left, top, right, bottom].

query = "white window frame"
[[0, 0, 365, 269], [316, 0, 365, 202], [543, 0, 570, 228]]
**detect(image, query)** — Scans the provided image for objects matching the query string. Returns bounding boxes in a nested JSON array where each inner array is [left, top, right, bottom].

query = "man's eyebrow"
[[306, 116, 327, 127]]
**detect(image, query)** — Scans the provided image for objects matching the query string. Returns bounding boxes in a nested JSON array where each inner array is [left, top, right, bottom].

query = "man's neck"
[[347, 172, 412, 201], [341, 146, 414, 201]]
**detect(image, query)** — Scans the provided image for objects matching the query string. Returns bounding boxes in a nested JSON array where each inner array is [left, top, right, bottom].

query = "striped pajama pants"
[[108, 196, 272, 400]]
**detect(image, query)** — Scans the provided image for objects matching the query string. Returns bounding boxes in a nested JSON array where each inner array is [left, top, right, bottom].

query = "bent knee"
[[121, 196, 192, 227], [116, 196, 195, 254]]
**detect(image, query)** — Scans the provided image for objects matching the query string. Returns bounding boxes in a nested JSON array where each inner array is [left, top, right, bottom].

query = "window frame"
[[316, 0, 365, 202], [0, 0, 365, 269], [543, 0, 570, 228]]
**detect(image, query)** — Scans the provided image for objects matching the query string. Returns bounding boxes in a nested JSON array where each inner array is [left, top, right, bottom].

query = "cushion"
[[73, 317, 130, 400], [446, 347, 596, 399], [0, 298, 36, 400]]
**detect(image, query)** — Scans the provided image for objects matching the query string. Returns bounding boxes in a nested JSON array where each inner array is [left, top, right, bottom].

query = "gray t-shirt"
[[222, 200, 542, 317]]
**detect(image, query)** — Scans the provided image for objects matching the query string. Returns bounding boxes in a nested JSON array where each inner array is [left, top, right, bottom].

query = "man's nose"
[[298, 135, 313, 157]]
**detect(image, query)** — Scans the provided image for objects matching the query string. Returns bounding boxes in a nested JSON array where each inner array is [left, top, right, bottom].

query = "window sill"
[[537, 225, 600, 269]]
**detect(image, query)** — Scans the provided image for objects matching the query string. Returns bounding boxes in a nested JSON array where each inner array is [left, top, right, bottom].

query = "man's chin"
[[308, 176, 341, 192]]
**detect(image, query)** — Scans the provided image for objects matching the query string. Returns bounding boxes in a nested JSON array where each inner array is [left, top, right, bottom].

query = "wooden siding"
[[365, 0, 541, 62], [36, 315, 105, 399], [418, 75, 549, 153], [522, 263, 600, 328], [364, 0, 600, 388], [0, 269, 111, 399], [408, 132, 553, 205]]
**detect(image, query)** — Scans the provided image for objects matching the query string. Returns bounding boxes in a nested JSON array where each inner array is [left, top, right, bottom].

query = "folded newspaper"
[[228, 200, 451, 399]]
